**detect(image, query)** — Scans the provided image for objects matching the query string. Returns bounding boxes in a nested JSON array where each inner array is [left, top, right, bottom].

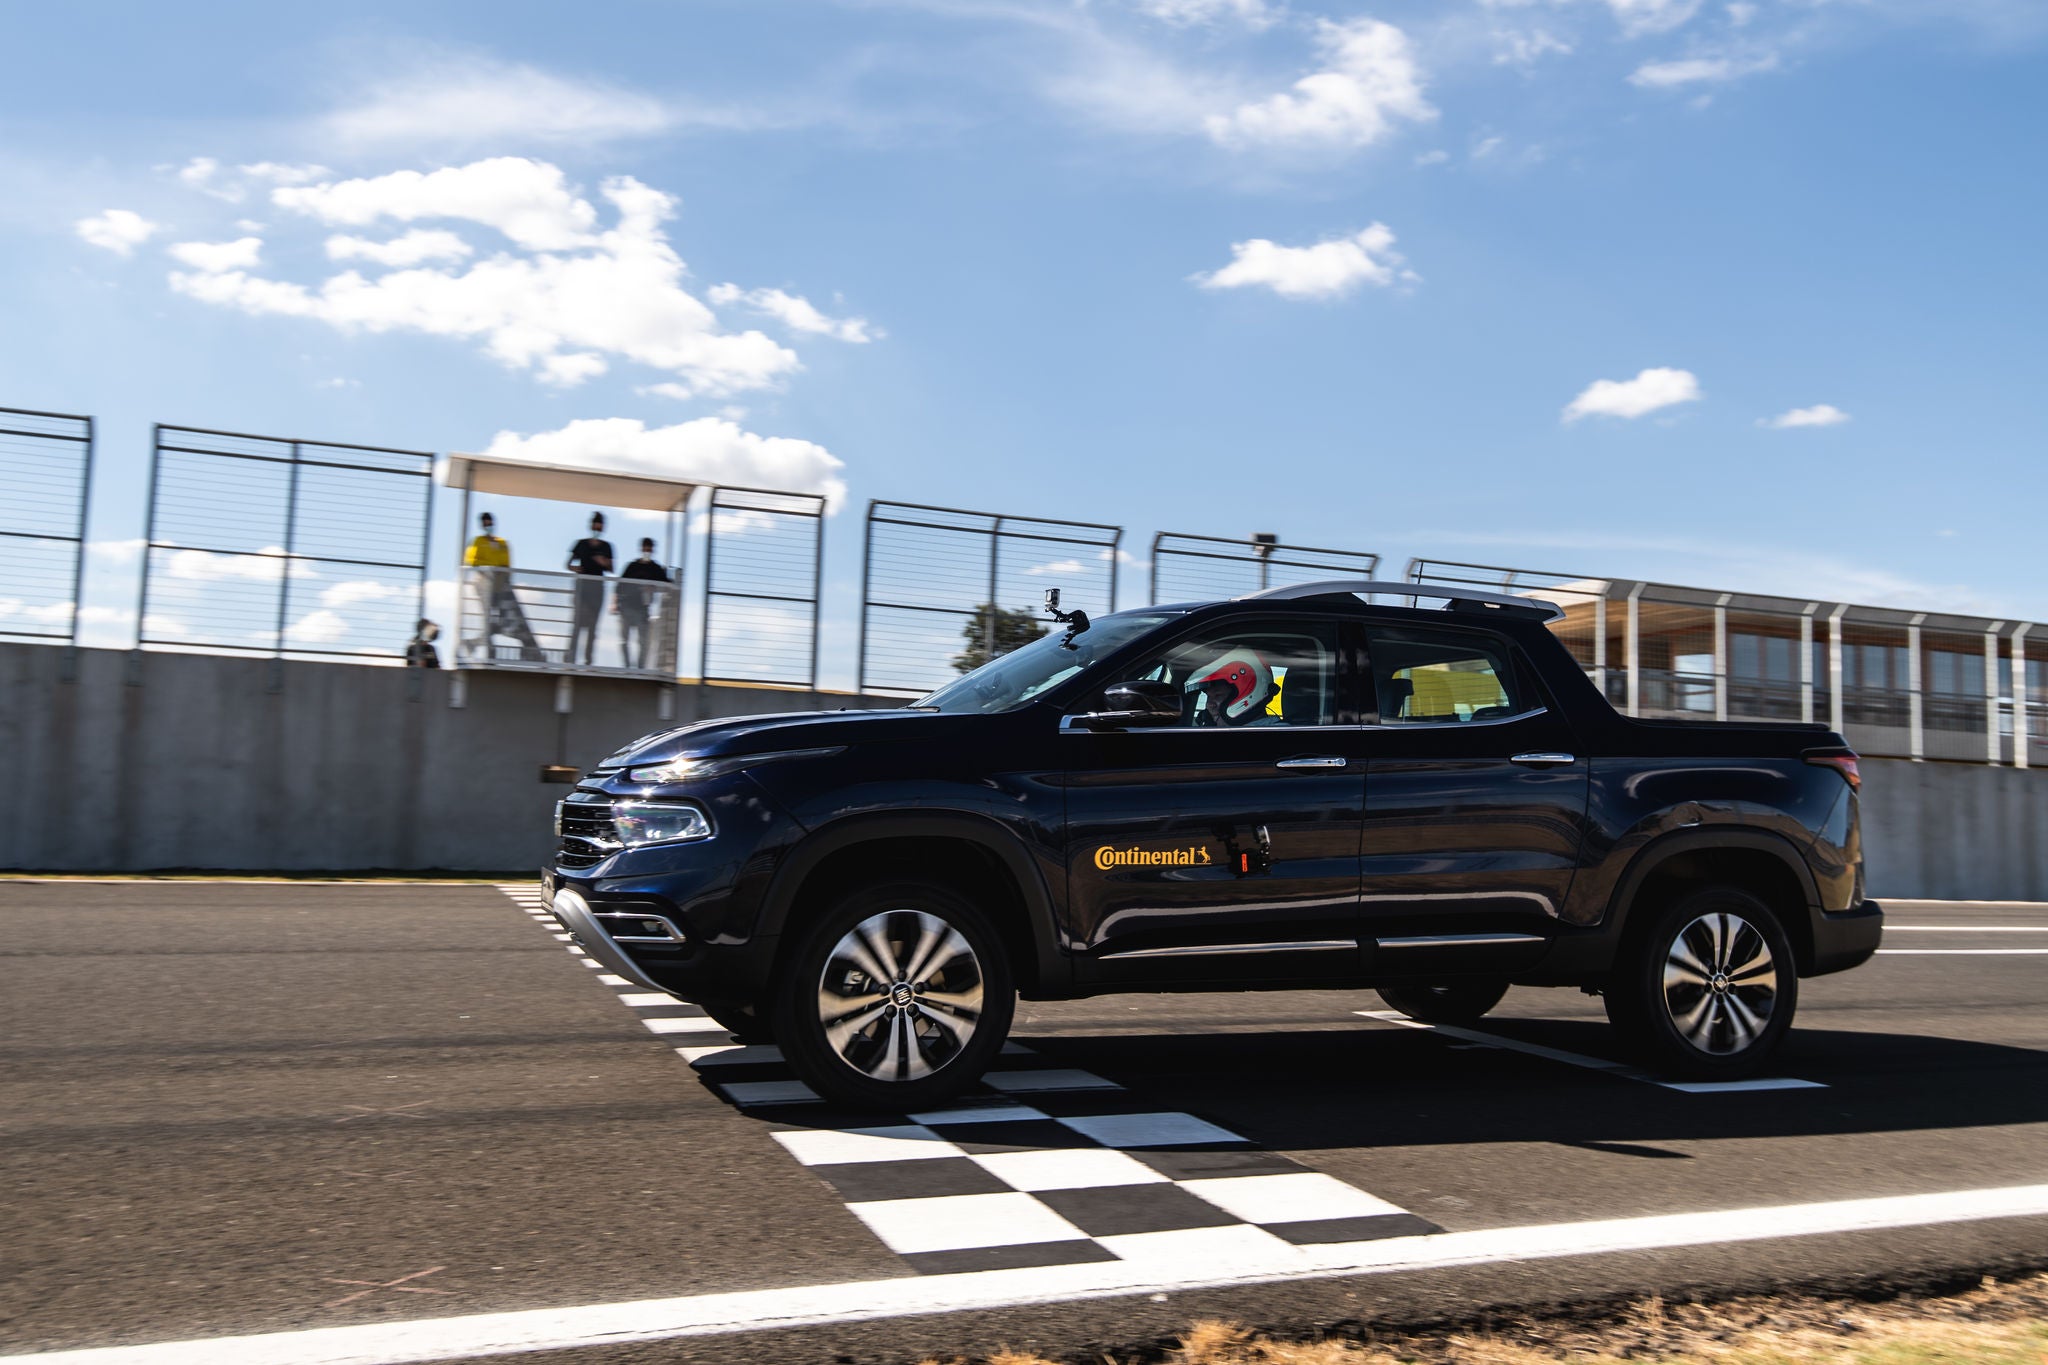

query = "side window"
[[1366, 626, 1527, 724], [1095, 620, 1341, 728]]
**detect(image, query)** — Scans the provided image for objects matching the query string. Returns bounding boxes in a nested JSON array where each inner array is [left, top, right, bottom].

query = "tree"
[[952, 602, 1049, 674]]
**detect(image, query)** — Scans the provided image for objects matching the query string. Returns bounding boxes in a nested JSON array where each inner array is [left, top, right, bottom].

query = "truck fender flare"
[[756, 811, 1069, 993], [1604, 826, 1823, 949]]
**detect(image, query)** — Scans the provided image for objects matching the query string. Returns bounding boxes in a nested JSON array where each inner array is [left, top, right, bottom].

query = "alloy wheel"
[[815, 909, 984, 1082], [1661, 910, 1778, 1055]]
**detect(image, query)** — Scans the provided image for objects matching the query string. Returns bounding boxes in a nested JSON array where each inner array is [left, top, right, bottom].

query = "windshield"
[[915, 612, 1178, 714]]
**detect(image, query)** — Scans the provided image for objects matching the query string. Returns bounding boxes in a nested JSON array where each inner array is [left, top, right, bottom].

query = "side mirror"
[[1073, 679, 1181, 731]]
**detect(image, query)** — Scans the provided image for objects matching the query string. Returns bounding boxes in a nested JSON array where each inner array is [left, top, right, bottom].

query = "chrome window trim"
[[1374, 932, 1547, 949], [1058, 705, 1551, 735]]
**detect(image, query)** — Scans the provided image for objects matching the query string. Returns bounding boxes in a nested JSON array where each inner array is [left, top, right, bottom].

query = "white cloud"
[[481, 416, 847, 509], [1495, 28, 1574, 65], [1726, 2, 1757, 25], [76, 209, 159, 256], [1204, 17, 1435, 151], [163, 546, 318, 582], [1761, 403, 1851, 429], [1605, 0, 1705, 37], [708, 284, 876, 343], [321, 580, 407, 608], [325, 229, 474, 267], [1132, 0, 1278, 28], [274, 158, 597, 251], [323, 55, 676, 150], [176, 156, 242, 202], [168, 236, 263, 273], [170, 160, 807, 398], [1024, 558, 1091, 576], [286, 609, 352, 644], [1562, 367, 1702, 421], [1192, 223, 1415, 300], [239, 162, 330, 185], [1628, 51, 1780, 86]]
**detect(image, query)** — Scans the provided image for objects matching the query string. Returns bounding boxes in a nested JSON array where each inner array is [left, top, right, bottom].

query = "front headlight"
[[611, 801, 714, 847], [626, 746, 841, 786]]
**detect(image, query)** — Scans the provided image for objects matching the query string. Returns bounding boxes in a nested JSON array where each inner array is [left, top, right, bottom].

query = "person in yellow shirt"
[[463, 511, 543, 661]]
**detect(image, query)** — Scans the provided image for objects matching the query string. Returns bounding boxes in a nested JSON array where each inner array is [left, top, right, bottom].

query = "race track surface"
[[2, 882, 2043, 1364]]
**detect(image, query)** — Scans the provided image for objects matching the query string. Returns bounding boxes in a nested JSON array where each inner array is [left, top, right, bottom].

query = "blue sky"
[[3, 0, 2043, 680]]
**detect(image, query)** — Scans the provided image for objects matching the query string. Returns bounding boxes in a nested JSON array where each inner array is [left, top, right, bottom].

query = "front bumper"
[[1809, 898, 1883, 976], [545, 883, 674, 994]]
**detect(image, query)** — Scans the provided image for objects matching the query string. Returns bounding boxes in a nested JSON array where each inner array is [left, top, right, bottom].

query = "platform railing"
[[456, 566, 680, 678]]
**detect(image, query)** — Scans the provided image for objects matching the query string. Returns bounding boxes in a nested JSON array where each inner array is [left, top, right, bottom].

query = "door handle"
[[1511, 752, 1577, 766], [1276, 756, 1348, 769]]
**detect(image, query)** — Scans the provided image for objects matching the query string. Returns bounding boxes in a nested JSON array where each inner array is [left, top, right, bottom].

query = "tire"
[[1374, 979, 1510, 1025], [1605, 885, 1799, 1080], [700, 998, 775, 1046], [774, 880, 1015, 1110]]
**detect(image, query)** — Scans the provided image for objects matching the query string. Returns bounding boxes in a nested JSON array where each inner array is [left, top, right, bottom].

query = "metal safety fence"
[[856, 501, 1123, 697], [0, 407, 94, 645], [1407, 559, 2045, 768], [136, 425, 434, 659], [1150, 532, 1379, 605], [699, 485, 826, 688]]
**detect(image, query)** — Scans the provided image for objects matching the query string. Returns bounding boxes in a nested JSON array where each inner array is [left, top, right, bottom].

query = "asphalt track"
[[2, 881, 2045, 1364]]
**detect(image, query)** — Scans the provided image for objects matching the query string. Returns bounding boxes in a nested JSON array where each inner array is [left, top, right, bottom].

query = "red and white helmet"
[[1187, 647, 1274, 724]]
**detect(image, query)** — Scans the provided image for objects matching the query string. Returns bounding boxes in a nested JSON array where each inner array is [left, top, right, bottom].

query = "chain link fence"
[[0, 407, 93, 644]]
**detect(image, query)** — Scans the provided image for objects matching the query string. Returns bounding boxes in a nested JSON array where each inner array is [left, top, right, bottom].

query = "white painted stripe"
[[982, 1068, 1122, 1094], [26, 1184, 2048, 1364], [1877, 948, 2048, 955], [638, 1016, 727, 1036], [616, 992, 685, 1008], [1355, 1011, 1825, 1093], [596, 974, 631, 987], [1885, 925, 2048, 932]]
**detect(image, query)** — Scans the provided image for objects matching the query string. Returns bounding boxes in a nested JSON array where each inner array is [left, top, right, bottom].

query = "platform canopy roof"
[[443, 452, 699, 513]]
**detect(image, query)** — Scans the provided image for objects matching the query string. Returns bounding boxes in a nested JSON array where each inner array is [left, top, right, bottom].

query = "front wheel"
[[774, 881, 1014, 1110], [1374, 979, 1510, 1025], [1606, 886, 1798, 1080]]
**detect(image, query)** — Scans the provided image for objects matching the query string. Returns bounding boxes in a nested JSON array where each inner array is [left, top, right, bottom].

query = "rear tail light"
[[1804, 749, 1860, 790]]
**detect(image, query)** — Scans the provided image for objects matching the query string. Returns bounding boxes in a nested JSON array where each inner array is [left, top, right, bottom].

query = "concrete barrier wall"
[[3, 643, 2043, 896], [0, 643, 897, 873], [1860, 756, 2048, 902]]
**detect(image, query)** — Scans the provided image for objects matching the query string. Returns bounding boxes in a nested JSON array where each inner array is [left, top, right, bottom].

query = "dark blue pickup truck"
[[544, 580, 1881, 1108]]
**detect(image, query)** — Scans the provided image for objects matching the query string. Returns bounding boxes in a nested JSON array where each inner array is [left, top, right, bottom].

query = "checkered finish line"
[[495, 884, 1440, 1275]]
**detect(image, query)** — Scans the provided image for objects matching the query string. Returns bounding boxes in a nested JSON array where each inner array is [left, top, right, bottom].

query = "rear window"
[[1366, 626, 1527, 723]]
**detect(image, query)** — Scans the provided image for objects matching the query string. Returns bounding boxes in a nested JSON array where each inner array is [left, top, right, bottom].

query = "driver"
[[1186, 647, 1276, 726]]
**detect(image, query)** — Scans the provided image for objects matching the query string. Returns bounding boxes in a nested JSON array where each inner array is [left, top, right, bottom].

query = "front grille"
[[557, 794, 618, 869]]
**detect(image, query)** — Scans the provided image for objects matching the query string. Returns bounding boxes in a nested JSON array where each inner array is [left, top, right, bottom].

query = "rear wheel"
[[1374, 979, 1510, 1025], [1606, 885, 1797, 1079], [774, 880, 1014, 1110]]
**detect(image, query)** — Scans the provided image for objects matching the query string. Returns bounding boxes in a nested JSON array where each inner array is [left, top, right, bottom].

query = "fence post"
[[1986, 624, 2004, 765], [1625, 583, 1642, 717], [133, 424, 163, 653], [271, 442, 305, 681], [1713, 595, 1729, 722], [1148, 532, 1163, 605], [1592, 595, 1607, 697], [1799, 605, 1817, 724], [984, 516, 1001, 666], [856, 500, 875, 695], [2016, 624, 2032, 771], [1907, 615, 1924, 761], [809, 497, 825, 694], [1828, 606, 1846, 734]]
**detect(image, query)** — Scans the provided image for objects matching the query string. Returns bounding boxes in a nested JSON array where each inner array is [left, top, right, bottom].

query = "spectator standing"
[[614, 537, 669, 670], [464, 512, 542, 661], [404, 618, 442, 668], [566, 511, 614, 667]]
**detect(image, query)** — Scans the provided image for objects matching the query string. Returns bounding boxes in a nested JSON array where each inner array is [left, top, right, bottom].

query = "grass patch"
[[920, 1272, 2048, 1365]]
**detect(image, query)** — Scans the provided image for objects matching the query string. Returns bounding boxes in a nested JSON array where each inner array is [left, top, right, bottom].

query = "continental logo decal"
[[1094, 844, 1213, 870]]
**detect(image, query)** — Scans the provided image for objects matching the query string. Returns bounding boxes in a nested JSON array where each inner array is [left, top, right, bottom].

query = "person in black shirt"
[[566, 511, 613, 666], [614, 537, 670, 670]]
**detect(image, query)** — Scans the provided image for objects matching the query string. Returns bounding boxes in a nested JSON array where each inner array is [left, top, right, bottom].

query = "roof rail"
[[1235, 578, 1565, 623]]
